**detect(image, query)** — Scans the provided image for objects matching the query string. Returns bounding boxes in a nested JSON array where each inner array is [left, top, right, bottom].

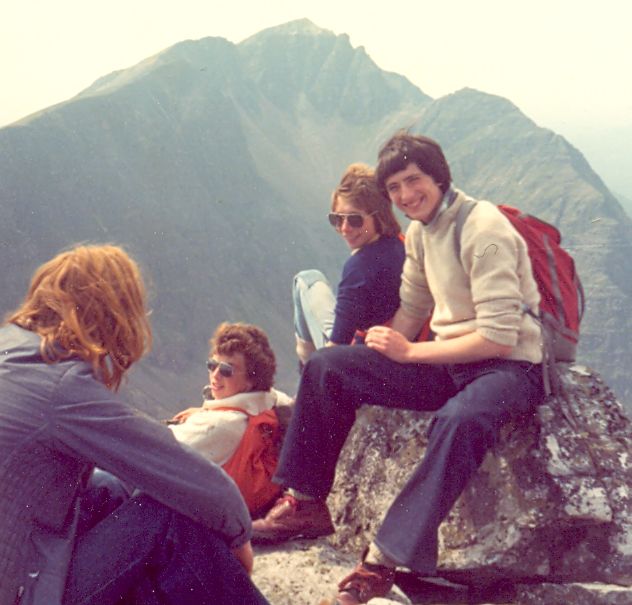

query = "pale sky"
[[2, 0, 631, 184]]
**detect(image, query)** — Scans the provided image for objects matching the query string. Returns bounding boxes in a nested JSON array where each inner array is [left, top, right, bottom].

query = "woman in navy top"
[[293, 163, 405, 364]]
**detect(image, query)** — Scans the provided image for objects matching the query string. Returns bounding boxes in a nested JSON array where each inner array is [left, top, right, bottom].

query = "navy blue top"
[[331, 235, 405, 344]]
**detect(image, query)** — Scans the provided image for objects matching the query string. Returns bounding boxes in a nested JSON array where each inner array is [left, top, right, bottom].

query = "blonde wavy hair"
[[331, 163, 401, 238], [7, 244, 152, 391]]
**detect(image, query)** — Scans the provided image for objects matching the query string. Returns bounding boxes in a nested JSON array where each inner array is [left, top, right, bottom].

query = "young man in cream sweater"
[[254, 132, 545, 605]]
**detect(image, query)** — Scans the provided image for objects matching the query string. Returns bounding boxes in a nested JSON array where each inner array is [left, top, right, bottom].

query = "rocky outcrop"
[[324, 364, 632, 602], [514, 582, 632, 605], [252, 541, 411, 605], [252, 536, 632, 605]]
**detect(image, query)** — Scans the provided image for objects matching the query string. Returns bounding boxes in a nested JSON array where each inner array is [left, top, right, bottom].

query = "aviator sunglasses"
[[328, 211, 377, 230], [206, 358, 238, 378]]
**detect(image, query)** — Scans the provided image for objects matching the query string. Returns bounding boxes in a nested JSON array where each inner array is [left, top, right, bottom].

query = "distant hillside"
[[615, 191, 632, 218], [563, 123, 632, 204], [1, 19, 630, 412], [409, 89, 632, 406], [0, 20, 427, 413]]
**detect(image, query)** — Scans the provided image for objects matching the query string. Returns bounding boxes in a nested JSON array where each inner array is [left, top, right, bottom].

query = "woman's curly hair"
[[210, 322, 276, 392]]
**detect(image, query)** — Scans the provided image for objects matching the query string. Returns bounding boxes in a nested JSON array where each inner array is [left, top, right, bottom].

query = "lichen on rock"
[[328, 364, 632, 587]]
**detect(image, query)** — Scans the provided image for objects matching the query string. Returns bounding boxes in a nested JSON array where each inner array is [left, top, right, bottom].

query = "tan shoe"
[[251, 494, 335, 544], [334, 558, 395, 604]]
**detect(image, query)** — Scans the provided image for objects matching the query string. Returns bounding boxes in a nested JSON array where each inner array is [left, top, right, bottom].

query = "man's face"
[[384, 163, 443, 224]]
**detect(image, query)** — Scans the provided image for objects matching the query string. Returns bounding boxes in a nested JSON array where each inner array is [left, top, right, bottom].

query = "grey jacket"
[[0, 324, 251, 605]]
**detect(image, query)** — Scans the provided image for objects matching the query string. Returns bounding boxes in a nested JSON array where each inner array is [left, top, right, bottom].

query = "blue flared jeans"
[[274, 345, 544, 574], [64, 494, 269, 605]]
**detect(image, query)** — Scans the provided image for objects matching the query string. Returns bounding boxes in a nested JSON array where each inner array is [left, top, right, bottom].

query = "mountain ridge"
[[1, 20, 630, 411]]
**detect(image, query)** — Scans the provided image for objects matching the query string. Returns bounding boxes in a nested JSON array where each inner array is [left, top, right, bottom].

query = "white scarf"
[[170, 388, 292, 465]]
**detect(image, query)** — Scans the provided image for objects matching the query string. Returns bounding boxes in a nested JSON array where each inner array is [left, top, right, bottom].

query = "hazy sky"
[[2, 1, 631, 145]]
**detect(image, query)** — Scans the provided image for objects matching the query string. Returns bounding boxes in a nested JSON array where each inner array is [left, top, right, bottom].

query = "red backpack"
[[213, 407, 283, 516], [455, 201, 585, 390]]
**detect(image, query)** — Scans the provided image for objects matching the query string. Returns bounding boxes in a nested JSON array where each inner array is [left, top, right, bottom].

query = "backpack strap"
[[210, 406, 252, 417], [454, 199, 478, 260], [452, 198, 555, 397], [211, 405, 279, 444], [212, 405, 280, 424]]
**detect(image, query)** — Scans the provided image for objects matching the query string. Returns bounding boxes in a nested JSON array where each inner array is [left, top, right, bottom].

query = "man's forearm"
[[366, 326, 513, 365], [390, 307, 427, 341], [405, 331, 513, 365]]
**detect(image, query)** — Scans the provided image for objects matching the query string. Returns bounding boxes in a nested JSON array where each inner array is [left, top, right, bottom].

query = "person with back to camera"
[[253, 132, 546, 604], [168, 322, 293, 515], [292, 163, 405, 366], [0, 244, 269, 605]]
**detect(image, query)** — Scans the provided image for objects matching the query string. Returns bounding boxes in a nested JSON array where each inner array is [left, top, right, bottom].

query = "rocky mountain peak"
[[77, 35, 239, 101], [242, 18, 332, 41], [238, 19, 429, 122], [1, 20, 630, 409]]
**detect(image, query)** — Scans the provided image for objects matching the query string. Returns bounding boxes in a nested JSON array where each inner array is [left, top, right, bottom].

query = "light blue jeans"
[[292, 270, 336, 351]]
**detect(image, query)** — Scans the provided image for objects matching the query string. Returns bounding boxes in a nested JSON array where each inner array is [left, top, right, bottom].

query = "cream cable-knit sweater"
[[400, 189, 543, 364]]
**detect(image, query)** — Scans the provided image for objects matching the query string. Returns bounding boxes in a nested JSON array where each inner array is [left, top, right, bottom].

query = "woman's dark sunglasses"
[[328, 211, 377, 230], [206, 358, 235, 378]]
